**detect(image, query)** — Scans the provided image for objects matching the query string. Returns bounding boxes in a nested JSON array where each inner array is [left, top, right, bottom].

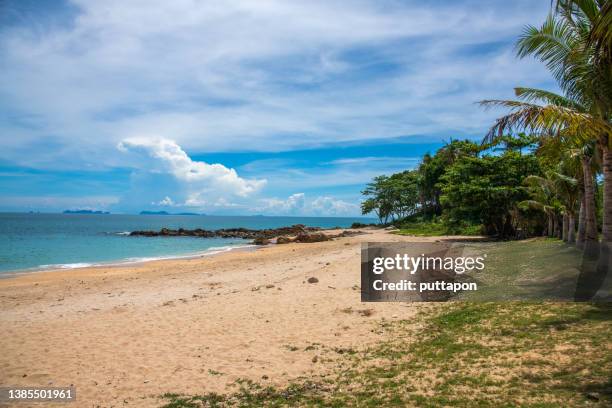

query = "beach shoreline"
[[0, 241, 259, 280], [0, 228, 450, 407]]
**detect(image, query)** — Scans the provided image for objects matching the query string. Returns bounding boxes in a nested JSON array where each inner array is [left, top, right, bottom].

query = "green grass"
[[159, 302, 612, 407], [394, 221, 482, 236], [455, 238, 586, 301]]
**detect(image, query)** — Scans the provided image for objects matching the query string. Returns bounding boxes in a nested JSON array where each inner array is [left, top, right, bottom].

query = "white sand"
[[0, 229, 450, 407]]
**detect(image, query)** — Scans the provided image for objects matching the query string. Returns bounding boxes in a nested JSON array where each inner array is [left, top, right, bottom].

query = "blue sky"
[[0, 0, 555, 216]]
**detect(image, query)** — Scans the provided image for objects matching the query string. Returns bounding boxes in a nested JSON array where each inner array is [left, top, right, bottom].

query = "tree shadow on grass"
[[537, 303, 612, 329], [575, 241, 611, 301], [517, 304, 612, 405], [549, 370, 612, 405]]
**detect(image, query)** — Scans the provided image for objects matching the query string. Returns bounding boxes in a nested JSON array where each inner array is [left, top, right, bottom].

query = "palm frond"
[[524, 175, 552, 188], [549, 171, 579, 186], [590, 1, 612, 55], [479, 99, 612, 145], [556, 0, 601, 26], [518, 200, 555, 213], [516, 13, 576, 85], [514, 87, 586, 110]]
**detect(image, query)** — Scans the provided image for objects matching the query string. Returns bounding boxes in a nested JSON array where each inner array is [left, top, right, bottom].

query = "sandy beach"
[[0, 229, 447, 407]]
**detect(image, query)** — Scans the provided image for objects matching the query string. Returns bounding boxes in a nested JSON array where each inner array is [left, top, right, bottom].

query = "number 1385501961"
[[0, 387, 76, 402]]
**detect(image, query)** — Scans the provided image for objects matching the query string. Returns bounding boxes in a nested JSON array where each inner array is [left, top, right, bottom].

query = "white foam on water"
[[39, 262, 95, 269], [32, 244, 256, 272]]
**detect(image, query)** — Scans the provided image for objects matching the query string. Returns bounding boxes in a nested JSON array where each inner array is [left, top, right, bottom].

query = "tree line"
[[363, 0, 611, 259]]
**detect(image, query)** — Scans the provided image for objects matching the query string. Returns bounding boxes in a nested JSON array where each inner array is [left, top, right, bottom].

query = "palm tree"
[[538, 135, 599, 246], [556, 0, 612, 112], [574, 142, 600, 245], [482, 88, 605, 242], [481, 0, 612, 244], [555, 172, 581, 243], [524, 169, 581, 242], [521, 175, 562, 238]]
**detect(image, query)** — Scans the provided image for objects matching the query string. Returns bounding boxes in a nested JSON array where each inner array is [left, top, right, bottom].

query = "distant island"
[[139, 211, 206, 216], [63, 210, 110, 214]]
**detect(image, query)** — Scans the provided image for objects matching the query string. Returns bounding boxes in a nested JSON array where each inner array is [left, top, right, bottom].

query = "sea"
[[0, 213, 375, 274]]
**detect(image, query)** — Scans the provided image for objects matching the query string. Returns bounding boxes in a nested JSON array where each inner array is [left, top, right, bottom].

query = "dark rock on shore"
[[129, 224, 320, 241], [350, 222, 379, 229], [129, 224, 367, 245], [253, 237, 271, 245], [276, 236, 294, 244], [294, 232, 329, 243]]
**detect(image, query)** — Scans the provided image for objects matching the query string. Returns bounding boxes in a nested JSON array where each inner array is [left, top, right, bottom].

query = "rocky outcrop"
[[129, 224, 367, 245], [294, 232, 329, 243], [328, 230, 365, 239], [253, 237, 271, 245], [275, 236, 294, 244], [129, 224, 319, 240]]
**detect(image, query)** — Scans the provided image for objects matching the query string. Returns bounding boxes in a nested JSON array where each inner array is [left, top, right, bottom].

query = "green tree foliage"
[[361, 137, 546, 238], [416, 140, 483, 216], [492, 132, 539, 155], [481, 0, 612, 244], [361, 139, 484, 224], [439, 152, 541, 237], [361, 1, 610, 245], [361, 171, 419, 224]]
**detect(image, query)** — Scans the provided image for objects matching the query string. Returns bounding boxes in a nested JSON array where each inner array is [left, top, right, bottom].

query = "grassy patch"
[[160, 302, 611, 407], [394, 221, 481, 236], [455, 238, 585, 301]]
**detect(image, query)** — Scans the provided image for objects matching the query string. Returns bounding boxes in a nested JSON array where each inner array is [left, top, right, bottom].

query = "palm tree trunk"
[[577, 195, 586, 248], [598, 142, 612, 286], [562, 213, 569, 242], [547, 214, 554, 237], [582, 156, 599, 243], [568, 213, 576, 244], [603, 143, 612, 243]]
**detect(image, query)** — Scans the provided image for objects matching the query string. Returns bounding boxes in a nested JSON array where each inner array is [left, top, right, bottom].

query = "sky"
[[0, 0, 556, 216]]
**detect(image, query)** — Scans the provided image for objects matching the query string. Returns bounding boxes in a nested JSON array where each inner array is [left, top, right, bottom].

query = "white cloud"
[[0, 1, 557, 214], [0, 0, 553, 169], [255, 193, 359, 216], [116, 138, 265, 211], [118, 137, 266, 197], [153, 196, 175, 206], [311, 196, 359, 216], [257, 193, 306, 214], [240, 156, 422, 193]]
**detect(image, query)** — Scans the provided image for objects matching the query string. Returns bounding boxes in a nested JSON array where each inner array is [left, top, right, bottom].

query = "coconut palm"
[[523, 168, 581, 242], [573, 141, 600, 245], [482, 88, 604, 242], [557, 0, 612, 109], [520, 175, 562, 238], [481, 0, 612, 244], [537, 135, 600, 246]]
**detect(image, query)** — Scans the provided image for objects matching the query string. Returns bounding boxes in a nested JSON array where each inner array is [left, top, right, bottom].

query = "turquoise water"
[[0, 213, 374, 273]]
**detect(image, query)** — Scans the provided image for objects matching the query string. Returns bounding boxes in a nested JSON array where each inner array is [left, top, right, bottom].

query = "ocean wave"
[[34, 244, 256, 271], [204, 244, 254, 255], [39, 262, 95, 269]]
